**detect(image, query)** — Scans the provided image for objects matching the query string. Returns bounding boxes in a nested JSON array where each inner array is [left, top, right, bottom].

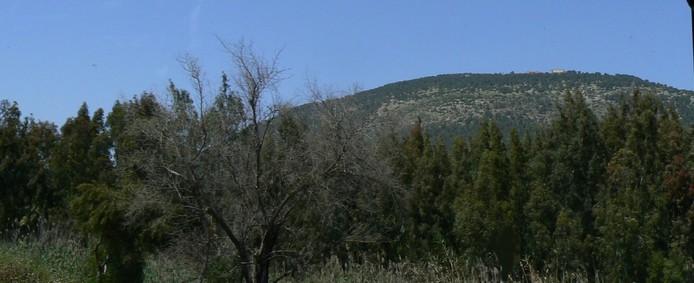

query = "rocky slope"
[[300, 71, 694, 140]]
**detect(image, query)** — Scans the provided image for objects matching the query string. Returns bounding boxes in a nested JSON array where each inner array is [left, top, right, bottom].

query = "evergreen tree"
[[523, 182, 559, 270], [51, 103, 114, 210], [400, 126, 453, 256], [599, 103, 627, 159], [19, 118, 58, 227], [553, 208, 587, 272], [412, 137, 454, 254], [70, 183, 145, 282], [448, 137, 472, 191], [508, 129, 530, 256], [520, 91, 605, 272], [399, 118, 425, 186], [454, 121, 519, 274], [0, 100, 24, 231], [52, 102, 153, 281], [547, 91, 605, 216], [595, 149, 658, 282], [0, 100, 58, 232]]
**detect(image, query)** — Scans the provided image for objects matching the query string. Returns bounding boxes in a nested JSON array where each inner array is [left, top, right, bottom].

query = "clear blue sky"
[[2, 1, 692, 125]]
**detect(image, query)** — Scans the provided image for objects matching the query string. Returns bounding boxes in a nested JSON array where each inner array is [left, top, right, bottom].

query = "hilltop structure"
[[527, 69, 567, 74]]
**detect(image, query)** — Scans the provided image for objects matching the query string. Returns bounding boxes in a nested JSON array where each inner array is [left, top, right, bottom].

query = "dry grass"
[[287, 256, 594, 283], [0, 220, 90, 283], [1, 221, 596, 283]]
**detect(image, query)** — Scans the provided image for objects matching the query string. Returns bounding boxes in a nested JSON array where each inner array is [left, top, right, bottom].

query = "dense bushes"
[[3, 84, 694, 281], [393, 91, 694, 282]]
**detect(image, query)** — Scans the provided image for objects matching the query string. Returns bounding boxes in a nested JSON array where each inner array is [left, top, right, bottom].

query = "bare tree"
[[123, 40, 401, 283]]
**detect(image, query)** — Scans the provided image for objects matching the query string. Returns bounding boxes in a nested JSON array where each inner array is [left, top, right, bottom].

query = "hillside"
[[309, 71, 694, 139]]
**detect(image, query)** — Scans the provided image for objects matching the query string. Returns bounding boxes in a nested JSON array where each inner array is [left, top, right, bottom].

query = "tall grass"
[[1, 222, 596, 283], [288, 255, 595, 283], [0, 221, 90, 282]]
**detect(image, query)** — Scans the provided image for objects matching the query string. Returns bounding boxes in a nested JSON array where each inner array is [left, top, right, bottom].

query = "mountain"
[[301, 71, 694, 140]]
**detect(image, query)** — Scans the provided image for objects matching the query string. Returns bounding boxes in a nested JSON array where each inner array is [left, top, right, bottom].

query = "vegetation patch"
[[0, 240, 87, 283], [2, 46, 694, 282]]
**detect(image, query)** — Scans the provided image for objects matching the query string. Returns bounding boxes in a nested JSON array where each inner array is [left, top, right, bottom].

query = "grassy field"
[[1, 236, 594, 283], [0, 222, 594, 283], [0, 238, 89, 282]]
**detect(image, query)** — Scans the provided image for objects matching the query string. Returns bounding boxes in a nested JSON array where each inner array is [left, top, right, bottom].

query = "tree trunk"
[[254, 260, 270, 283]]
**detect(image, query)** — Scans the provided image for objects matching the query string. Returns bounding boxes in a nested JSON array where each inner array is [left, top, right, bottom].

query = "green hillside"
[[315, 71, 694, 139], [4, 68, 694, 282]]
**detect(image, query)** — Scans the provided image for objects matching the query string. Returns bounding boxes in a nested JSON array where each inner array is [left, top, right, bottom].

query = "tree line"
[[390, 90, 694, 282], [1, 42, 694, 282]]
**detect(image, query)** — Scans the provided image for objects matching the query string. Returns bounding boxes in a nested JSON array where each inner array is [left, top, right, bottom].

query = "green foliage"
[[523, 183, 559, 268], [0, 252, 56, 283], [507, 129, 530, 256], [7, 72, 694, 282], [57, 100, 159, 282], [0, 100, 58, 232], [70, 184, 125, 239], [50, 103, 115, 222], [297, 72, 694, 144], [385, 90, 694, 281], [453, 121, 520, 275], [395, 119, 457, 258], [69, 177, 145, 281], [0, 229, 90, 283]]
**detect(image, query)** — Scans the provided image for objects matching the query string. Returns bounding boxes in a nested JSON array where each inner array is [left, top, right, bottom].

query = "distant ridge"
[[298, 71, 694, 140]]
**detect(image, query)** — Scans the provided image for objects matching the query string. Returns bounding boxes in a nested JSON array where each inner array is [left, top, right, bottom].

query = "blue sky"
[[1, 1, 692, 124]]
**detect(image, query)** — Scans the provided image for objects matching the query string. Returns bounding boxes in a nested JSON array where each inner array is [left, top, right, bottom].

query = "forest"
[[2, 43, 694, 282]]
